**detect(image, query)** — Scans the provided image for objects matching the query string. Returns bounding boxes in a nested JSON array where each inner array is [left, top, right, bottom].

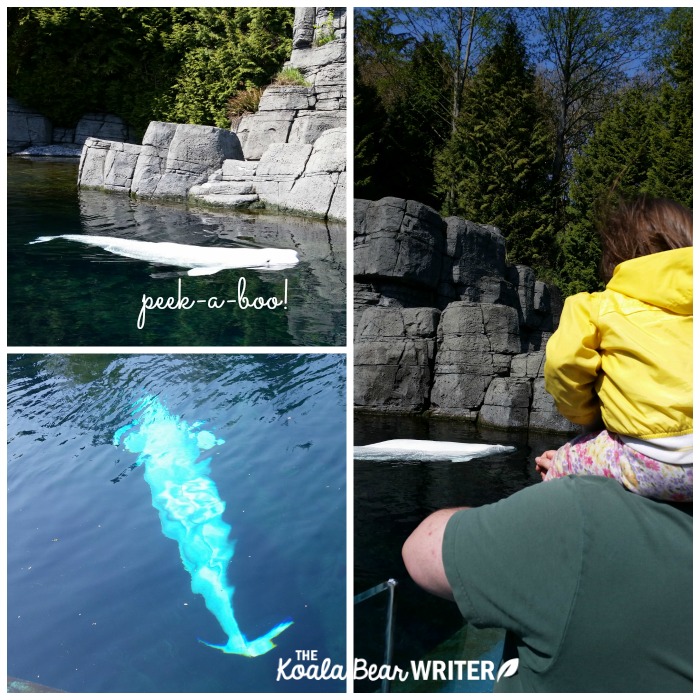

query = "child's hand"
[[535, 450, 557, 480]]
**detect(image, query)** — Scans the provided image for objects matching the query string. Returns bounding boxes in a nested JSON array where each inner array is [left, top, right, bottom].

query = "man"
[[402, 475, 692, 692]]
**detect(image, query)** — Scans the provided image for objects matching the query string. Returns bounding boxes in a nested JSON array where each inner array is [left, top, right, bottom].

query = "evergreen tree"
[[435, 19, 556, 275], [164, 8, 294, 128], [7, 7, 294, 133], [560, 9, 693, 296], [354, 9, 451, 207], [380, 36, 452, 208], [561, 85, 656, 295], [381, 8, 505, 134], [645, 8, 692, 206], [530, 8, 663, 203], [8, 7, 179, 130], [354, 76, 388, 200]]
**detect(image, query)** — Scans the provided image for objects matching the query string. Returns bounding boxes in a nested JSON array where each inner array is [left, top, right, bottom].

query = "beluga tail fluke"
[[31, 235, 299, 275], [113, 395, 293, 656]]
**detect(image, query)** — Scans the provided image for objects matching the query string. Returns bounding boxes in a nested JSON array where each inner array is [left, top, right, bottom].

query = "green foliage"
[[379, 7, 507, 134], [354, 10, 451, 207], [354, 77, 387, 199], [7, 7, 294, 133], [8, 8, 176, 132], [435, 20, 557, 275], [313, 10, 335, 47], [273, 67, 310, 86], [531, 7, 664, 198], [355, 7, 692, 295], [561, 85, 655, 295], [560, 8, 693, 295], [164, 8, 294, 128], [645, 8, 692, 206]]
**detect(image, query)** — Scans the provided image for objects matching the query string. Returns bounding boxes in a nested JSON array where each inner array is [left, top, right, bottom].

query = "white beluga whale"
[[113, 395, 293, 656], [354, 439, 516, 463], [30, 234, 299, 276]]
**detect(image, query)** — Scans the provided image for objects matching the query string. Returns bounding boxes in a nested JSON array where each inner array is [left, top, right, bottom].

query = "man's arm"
[[402, 507, 467, 601]]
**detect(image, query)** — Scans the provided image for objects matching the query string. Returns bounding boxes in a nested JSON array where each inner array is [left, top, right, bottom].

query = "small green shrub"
[[313, 10, 335, 46], [272, 67, 310, 86], [227, 86, 263, 127]]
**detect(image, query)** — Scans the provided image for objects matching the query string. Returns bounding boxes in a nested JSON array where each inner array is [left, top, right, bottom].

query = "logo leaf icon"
[[496, 658, 519, 682]]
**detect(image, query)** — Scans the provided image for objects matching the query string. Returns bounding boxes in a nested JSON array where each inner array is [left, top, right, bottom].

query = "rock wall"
[[76, 7, 346, 222], [78, 122, 242, 199], [235, 7, 346, 160], [191, 126, 345, 220], [8, 98, 52, 152], [8, 97, 135, 156], [192, 7, 346, 220], [354, 197, 577, 435]]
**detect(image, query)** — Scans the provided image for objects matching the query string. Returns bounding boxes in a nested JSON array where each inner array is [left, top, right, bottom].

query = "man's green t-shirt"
[[442, 476, 692, 692]]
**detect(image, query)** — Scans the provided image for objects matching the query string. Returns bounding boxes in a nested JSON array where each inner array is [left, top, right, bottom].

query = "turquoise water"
[[7, 158, 346, 346], [7, 354, 347, 693], [114, 395, 294, 657]]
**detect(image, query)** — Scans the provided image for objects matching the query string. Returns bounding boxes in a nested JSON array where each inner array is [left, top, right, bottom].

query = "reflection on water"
[[354, 413, 551, 692], [8, 158, 346, 346], [8, 354, 346, 693]]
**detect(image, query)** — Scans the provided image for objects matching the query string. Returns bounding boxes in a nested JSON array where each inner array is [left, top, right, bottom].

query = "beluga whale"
[[113, 395, 293, 656], [354, 439, 516, 463], [30, 234, 299, 276]]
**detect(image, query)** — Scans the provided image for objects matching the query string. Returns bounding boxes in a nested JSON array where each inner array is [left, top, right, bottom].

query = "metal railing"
[[354, 578, 398, 693]]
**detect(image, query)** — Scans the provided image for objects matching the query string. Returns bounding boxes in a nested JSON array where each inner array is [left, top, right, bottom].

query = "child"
[[536, 195, 692, 501]]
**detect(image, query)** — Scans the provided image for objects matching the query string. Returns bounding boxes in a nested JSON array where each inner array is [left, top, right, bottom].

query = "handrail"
[[354, 578, 398, 692]]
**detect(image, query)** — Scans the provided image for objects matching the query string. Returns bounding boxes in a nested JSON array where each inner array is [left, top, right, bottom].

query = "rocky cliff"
[[76, 7, 346, 222], [235, 7, 346, 159], [354, 197, 578, 434]]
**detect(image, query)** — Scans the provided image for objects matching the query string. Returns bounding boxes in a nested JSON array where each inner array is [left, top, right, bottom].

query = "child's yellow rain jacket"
[[545, 247, 692, 443]]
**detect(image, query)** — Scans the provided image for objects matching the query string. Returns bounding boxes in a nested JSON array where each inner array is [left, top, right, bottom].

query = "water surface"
[[8, 158, 346, 346], [8, 354, 347, 693]]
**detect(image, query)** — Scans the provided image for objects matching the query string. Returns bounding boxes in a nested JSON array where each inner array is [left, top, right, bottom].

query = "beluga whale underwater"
[[30, 234, 299, 276], [113, 395, 293, 656]]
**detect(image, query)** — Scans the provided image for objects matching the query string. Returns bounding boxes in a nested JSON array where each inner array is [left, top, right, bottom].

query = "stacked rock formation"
[[190, 125, 346, 221], [354, 197, 577, 434], [79, 122, 242, 199], [76, 7, 346, 222], [8, 97, 135, 156], [190, 7, 346, 220], [235, 7, 345, 159]]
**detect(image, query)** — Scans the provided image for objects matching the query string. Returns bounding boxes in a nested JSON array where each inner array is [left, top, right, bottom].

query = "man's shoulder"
[[521, 474, 687, 513], [450, 476, 691, 545], [545, 475, 692, 523], [444, 476, 692, 692]]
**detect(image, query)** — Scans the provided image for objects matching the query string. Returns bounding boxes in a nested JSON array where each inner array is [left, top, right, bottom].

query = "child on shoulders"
[[537, 195, 692, 502]]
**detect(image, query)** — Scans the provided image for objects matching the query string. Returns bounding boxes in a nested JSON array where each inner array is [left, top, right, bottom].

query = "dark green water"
[[7, 158, 346, 347], [354, 413, 554, 692]]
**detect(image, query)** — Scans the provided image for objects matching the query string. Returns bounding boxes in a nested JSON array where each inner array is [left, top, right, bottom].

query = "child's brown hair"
[[598, 194, 693, 283]]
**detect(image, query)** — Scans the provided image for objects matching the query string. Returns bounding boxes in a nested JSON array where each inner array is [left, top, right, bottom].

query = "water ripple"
[[7, 353, 346, 692]]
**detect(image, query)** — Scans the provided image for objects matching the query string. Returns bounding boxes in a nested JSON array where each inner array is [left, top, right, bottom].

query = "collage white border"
[[3, 2, 698, 696]]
